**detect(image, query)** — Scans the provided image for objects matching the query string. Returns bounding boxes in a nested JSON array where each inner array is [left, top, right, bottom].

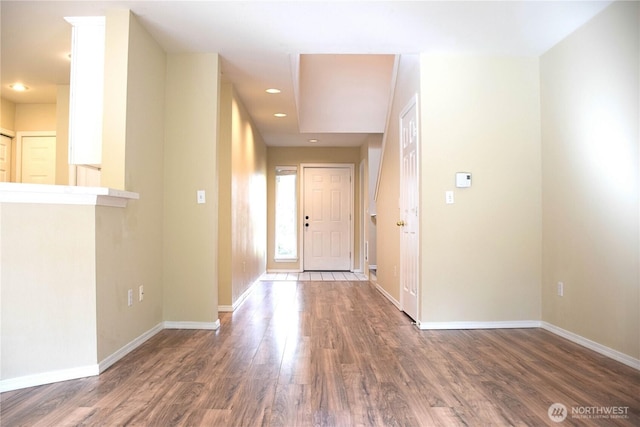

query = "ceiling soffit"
[[297, 54, 396, 134]]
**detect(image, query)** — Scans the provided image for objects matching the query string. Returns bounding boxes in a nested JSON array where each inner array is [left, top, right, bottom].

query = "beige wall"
[[376, 55, 419, 302], [14, 103, 56, 131], [0, 203, 97, 379], [163, 53, 219, 323], [218, 83, 233, 305], [541, 1, 639, 359], [1, 98, 16, 130], [95, 10, 166, 360], [266, 146, 362, 272], [419, 55, 542, 323], [218, 82, 267, 307]]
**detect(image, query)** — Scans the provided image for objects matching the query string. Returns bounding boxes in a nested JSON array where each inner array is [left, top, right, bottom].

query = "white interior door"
[[0, 135, 12, 182], [20, 135, 56, 184], [399, 96, 419, 321], [303, 166, 352, 271]]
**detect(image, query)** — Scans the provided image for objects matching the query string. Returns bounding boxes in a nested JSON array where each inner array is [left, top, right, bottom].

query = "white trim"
[[300, 163, 355, 272], [374, 282, 401, 310], [374, 54, 400, 203], [0, 182, 139, 207], [0, 364, 99, 393], [0, 127, 15, 138], [359, 159, 366, 277], [418, 320, 542, 330], [369, 264, 378, 270], [541, 322, 640, 371], [413, 320, 639, 371], [274, 258, 298, 263], [99, 322, 164, 373], [219, 281, 258, 312], [64, 16, 106, 26], [1, 320, 221, 392], [163, 320, 220, 330], [266, 268, 303, 273]]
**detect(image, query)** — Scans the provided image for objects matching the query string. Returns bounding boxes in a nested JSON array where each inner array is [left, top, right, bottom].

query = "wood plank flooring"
[[1, 280, 639, 426]]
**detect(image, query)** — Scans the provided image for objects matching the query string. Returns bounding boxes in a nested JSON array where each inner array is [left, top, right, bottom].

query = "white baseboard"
[[163, 319, 220, 330], [219, 280, 258, 312], [0, 320, 222, 392], [0, 364, 99, 393], [415, 320, 639, 371], [266, 269, 302, 273], [374, 283, 401, 310], [418, 320, 541, 330], [369, 264, 377, 270], [541, 322, 640, 370], [99, 322, 164, 373]]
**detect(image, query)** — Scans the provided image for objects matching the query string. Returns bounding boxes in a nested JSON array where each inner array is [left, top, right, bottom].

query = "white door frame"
[[359, 159, 366, 276], [300, 163, 355, 272], [0, 128, 16, 182], [15, 130, 56, 183], [399, 94, 420, 322]]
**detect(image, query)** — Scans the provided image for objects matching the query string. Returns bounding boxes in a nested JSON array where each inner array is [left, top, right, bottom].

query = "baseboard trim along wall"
[[374, 283, 401, 310], [2, 316, 637, 393], [1, 320, 222, 392], [266, 269, 303, 273], [416, 320, 639, 371], [219, 280, 257, 312], [418, 320, 541, 330], [540, 322, 640, 371], [0, 365, 99, 393], [164, 320, 221, 330], [99, 322, 165, 373]]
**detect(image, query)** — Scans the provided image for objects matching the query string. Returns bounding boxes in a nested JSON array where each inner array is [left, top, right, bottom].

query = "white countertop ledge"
[[0, 183, 139, 208]]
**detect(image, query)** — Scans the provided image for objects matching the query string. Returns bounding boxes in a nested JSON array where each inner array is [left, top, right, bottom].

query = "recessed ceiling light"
[[266, 88, 281, 94], [9, 83, 29, 92], [274, 113, 287, 118], [308, 139, 319, 143]]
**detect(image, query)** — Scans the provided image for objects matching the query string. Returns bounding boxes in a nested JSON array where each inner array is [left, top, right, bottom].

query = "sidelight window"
[[275, 166, 298, 260]]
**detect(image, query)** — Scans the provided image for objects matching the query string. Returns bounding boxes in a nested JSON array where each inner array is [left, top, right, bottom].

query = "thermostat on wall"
[[456, 172, 472, 188]]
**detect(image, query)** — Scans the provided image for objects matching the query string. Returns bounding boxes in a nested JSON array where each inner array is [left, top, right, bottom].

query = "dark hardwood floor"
[[1, 280, 639, 426]]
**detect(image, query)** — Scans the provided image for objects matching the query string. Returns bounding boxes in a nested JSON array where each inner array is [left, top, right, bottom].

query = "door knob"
[[396, 220, 405, 227]]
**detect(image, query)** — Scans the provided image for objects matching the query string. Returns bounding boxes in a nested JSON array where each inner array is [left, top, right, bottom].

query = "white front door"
[[20, 135, 56, 184], [399, 95, 419, 321], [0, 135, 12, 182], [303, 166, 353, 271]]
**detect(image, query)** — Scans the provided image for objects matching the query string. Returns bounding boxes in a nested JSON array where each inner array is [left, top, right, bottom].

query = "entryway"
[[260, 271, 367, 281], [301, 164, 354, 271]]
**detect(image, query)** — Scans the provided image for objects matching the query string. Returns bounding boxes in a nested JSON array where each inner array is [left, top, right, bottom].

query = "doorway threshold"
[[261, 271, 368, 282]]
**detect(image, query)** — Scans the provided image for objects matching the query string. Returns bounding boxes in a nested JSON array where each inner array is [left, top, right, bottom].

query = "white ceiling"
[[1, 0, 613, 147]]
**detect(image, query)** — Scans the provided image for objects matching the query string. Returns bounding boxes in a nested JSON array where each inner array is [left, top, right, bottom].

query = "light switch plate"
[[197, 190, 206, 204], [445, 191, 454, 204]]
